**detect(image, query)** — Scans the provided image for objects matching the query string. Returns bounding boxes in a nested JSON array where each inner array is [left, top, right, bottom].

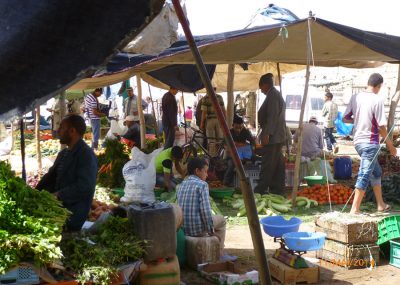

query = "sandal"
[[377, 204, 391, 213]]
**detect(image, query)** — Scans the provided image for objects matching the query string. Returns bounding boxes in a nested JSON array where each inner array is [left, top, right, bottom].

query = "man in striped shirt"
[[177, 158, 227, 258], [84, 88, 106, 149]]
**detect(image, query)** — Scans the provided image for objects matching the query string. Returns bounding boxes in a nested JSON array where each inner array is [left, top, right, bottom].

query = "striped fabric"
[[84, 93, 99, 119], [177, 175, 214, 236]]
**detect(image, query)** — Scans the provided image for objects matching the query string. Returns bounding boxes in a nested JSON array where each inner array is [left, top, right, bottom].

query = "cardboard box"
[[315, 213, 379, 245], [316, 239, 379, 269], [268, 258, 319, 284], [198, 261, 259, 285]]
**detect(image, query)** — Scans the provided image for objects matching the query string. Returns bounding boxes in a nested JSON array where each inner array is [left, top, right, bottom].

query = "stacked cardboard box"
[[315, 212, 381, 269]]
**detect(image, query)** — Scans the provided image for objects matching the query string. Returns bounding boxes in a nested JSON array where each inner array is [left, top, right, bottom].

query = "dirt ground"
[[181, 222, 400, 285], [181, 139, 400, 284]]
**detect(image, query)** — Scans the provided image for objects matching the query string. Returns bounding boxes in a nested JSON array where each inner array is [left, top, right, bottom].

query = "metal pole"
[[171, 1, 271, 284], [136, 74, 146, 149], [181, 91, 188, 143], [35, 106, 42, 172], [291, 17, 313, 207], [227, 64, 235, 127], [147, 83, 159, 138], [20, 118, 26, 181], [59, 91, 67, 150]]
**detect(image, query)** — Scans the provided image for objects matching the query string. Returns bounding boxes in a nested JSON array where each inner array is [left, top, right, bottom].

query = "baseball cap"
[[126, 87, 133, 91]]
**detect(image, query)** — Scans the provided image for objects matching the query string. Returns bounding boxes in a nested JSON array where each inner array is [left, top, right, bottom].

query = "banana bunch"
[[223, 193, 318, 217]]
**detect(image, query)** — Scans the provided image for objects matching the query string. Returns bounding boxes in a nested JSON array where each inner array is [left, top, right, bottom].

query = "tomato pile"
[[297, 184, 354, 205]]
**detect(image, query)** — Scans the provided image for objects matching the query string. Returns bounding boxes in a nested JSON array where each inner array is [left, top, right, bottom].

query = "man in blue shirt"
[[37, 114, 97, 232]]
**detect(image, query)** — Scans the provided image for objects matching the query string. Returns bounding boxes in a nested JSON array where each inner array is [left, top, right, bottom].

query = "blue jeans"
[[355, 143, 382, 190], [324, 127, 336, 151], [91, 119, 100, 149]]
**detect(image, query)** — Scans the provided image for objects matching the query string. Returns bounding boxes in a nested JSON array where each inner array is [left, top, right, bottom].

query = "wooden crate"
[[316, 239, 380, 269], [268, 258, 319, 285], [315, 215, 379, 245]]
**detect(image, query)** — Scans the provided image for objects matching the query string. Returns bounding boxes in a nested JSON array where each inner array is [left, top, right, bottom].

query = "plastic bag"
[[105, 119, 127, 140], [121, 147, 163, 203], [335, 111, 353, 136]]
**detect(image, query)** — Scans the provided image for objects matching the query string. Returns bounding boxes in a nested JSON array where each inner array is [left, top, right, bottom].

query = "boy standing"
[[343, 73, 396, 214]]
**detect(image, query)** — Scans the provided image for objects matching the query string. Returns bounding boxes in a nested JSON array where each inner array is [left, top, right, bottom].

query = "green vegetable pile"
[[97, 139, 130, 188], [0, 161, 70, 274], [60, 216, 145, 285], [223, 193, 318, 217]]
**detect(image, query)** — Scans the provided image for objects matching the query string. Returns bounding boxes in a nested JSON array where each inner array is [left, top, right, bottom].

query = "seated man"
[[36, 114, 97, 232], [155, 146, 185, 192], [223, 116, 255, 187], [293, 116, 323, 160], [177, 157, 234, 261], [120, 115, 140, 148]]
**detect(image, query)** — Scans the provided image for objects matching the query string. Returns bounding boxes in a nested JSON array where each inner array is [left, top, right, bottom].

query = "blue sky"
[[183, 0, 400, 36]]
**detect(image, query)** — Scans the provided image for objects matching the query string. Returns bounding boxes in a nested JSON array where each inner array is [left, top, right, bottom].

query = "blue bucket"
[[334, 156, 352, 179]]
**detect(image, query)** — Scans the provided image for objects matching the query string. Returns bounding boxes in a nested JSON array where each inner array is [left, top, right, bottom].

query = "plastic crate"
[[377, 215, 400, 245], [390, 239, 400, 268], [233, 164, 260, 189], [0, 265, 40, 285]]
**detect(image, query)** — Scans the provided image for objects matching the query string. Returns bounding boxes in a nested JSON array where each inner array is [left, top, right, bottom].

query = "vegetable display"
[[223, 193, 318, 217], [366, 174, 400, 203], [61, 216, 145, 285], [97, 139, 130, 188], [0, 161, 69, 274], [296, 184, 354, 205], [89, 186, 118, 221]]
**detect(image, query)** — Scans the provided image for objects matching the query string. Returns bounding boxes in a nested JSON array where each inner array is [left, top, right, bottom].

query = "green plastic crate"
[[377, 215, 400, 245], [390, 239, 400, 268]]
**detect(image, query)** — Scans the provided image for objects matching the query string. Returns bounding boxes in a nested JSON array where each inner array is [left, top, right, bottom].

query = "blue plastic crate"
[[0, 265, 40, 285]]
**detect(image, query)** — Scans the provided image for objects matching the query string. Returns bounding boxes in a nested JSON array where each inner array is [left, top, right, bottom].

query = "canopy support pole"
[[291, 17, 313, 208], [136, 74, 146, 149], [181, 91, 188, 143], [60, 91, 67, 150], [147, 83, 159, 138], [35, 106, 42, 172], [387, 64, 400, 140], [227, 63, 235, 126], [172, 1, 271, 284], [20, 118, 26, 181]]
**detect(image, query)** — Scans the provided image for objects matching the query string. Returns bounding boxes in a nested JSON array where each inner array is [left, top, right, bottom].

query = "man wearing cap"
[[123, 87, 148, 120], [293, 116, 324, 160], [161, 86, 179, 149], [322, 92, 339, 153], [120, 115, 141, 148], [84, 88, 106, 149]]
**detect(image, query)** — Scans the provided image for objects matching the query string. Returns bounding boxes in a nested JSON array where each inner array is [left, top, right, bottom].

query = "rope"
[[305, 17, 334, 211], [340, 121, 397, 212]]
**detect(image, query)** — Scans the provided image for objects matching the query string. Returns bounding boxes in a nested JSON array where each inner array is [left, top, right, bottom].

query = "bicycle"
[[180, 122, 225, 165]]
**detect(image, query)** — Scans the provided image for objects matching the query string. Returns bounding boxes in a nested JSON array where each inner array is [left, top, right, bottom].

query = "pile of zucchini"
[[223, 193, 318, 216]]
